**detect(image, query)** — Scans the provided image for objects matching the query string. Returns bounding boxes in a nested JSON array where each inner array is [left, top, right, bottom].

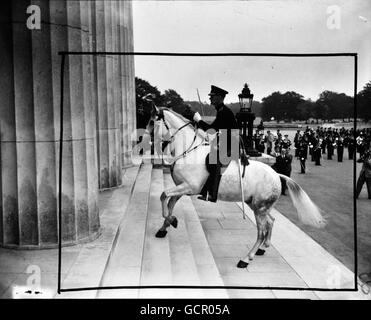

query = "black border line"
[[57, 53, 66, 295], [58, 51, 357, 57], [57, 51, 358, 295], [59, 286, 356, 292], [353, 54, 358, 291]]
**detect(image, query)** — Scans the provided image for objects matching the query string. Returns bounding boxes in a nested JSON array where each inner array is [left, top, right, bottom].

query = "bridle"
[[155, 109, 204, 163]]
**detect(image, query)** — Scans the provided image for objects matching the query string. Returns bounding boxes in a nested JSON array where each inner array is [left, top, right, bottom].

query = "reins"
[[158, 110, 205, 164]]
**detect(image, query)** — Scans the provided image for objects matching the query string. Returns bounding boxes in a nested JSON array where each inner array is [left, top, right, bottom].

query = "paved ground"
[[192, 196, 369, 299], [274, 149, 371, 278], [0, 166, 141, 299]]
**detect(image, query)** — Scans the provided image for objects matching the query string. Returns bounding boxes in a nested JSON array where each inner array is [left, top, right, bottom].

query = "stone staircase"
[[53, 162, 371, 300], [96, 163, 228, 298]]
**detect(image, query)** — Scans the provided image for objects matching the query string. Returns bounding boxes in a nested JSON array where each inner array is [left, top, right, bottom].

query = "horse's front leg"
[[155, 183, 192, 238], [166, 195, 181, 228]]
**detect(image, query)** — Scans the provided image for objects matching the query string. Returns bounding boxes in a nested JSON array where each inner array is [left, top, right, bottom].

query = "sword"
[[196, 88, 205, 117]]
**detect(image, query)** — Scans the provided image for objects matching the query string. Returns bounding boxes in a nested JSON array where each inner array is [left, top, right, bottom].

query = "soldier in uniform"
[[282, 134, 291, 150], [192, 85, 238, 202], [308, 132, 316, 161], [320, 132, 327, 154], [347, 133, 356, 160], [326, 134, 334, 160], [356, 148, 371, 199], [298, 136, 308, 173], [294, 130, 301, 158], [271, 147, 293, 195], [266, 130, 274, 155], [256, 133, 266, 153], [336, 135, 344, 162], [314, 139, 322, 166], [275, 134, 283, 153]]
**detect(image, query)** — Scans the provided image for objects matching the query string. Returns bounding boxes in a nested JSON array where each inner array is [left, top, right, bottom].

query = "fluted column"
[[0, 0, 100, 248], [119, 0, 128, 167], [114, 0, 123, 184], [0, 0, 136, 248], [94, 0, 109, 188], [110, 0, 122, 186], [0, 1, 19, 246], [80, 0, 100, 235], [120, 0, 134, 167], [128, 0, 137, 149], [94, 0, 122, 188]]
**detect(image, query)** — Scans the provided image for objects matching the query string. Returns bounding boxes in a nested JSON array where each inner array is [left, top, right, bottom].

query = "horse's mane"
[[160, 107, 208, 140], [159, 107, 190, 124]]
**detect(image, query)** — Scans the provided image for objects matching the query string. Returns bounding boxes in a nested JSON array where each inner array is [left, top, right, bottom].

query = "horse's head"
[[145, 104, 176, 154]]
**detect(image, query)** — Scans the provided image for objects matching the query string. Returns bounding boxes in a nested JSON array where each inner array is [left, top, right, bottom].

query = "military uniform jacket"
[[360, 152, 371, 178], [298, 142, 308, 160], [197, 105, 239, 157], [336, 139, 344, 149], [272, 154, 293, 176]]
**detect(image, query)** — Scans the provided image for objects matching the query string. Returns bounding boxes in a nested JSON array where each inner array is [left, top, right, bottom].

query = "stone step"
[[138, 168, 173, 298], [235, 202, 368, 299], [57, 165, 141, 298], [97, 163, 153, 298], [163, 173, 228, 298], [161, 173, 203, 298], [97, 164, 227, 298]]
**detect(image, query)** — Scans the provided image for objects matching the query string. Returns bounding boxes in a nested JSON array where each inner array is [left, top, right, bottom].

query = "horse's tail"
[[278, 174, 326, 228]]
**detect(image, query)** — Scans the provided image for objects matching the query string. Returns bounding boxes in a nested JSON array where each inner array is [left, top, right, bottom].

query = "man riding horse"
[[145, 99, 325, 267], [191, 85, 239, 202]]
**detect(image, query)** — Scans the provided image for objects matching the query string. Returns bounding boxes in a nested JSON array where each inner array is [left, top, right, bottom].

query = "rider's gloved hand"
[[193, 112, 202, 123]]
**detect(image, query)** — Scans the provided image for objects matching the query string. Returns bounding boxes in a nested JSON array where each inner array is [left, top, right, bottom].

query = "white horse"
[[144, 106, 326, 268]]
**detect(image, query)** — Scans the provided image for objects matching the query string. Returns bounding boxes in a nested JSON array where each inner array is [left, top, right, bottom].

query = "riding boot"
[[208, 174, 222, 203], [197, 177, 210, 201], [197, 182, 208, 201]]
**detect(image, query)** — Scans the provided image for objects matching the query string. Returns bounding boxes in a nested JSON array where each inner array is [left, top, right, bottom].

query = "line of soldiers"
[[253, 126, 371, 175]]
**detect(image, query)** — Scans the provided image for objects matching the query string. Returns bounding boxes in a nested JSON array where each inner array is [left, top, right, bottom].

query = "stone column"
[[110, 0, 122, 186], [118, 0, 128, 167], [0, 0, 100, 248], [0, 1, 19, 246], [128, 0, 137, 149], [79, 0, 100, 236], [94, 0, 109, 188], [120, 0, 133, 167], [95, 0, 122, 188]]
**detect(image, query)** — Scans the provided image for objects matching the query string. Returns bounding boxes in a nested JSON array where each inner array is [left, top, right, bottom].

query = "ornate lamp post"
[[236, 83, 261, 157]]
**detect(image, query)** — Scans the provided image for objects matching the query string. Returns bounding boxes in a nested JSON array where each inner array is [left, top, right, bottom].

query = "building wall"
[[0, 0, 136, 249]]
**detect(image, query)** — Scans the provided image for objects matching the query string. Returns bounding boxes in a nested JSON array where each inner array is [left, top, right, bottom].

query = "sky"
[[132, 0, 371, 103]]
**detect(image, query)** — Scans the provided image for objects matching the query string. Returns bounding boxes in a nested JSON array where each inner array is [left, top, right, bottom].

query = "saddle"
[[204, 153, 249, 176], [199, 152, 250, 202]]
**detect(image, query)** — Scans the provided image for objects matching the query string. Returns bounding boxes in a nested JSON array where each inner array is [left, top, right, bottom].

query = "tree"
[[261, 91, 284, 122], [162, 89, 184, 114], [312, 101, 324, 124], [358, 81, 371, 122], [281, 91, 304, 121], [316, 90, 353, 122], [261, 91, 304, 122], [296, 100, 315, 123], [135, 77, 163, 128]]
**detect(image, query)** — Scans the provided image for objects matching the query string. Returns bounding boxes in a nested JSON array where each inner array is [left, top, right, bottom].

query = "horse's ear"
[[151, 104, 159, 118]]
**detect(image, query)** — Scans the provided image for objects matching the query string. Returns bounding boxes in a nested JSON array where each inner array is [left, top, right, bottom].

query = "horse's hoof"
[[237, 260, 249, 268], [155, 230, 167, 238], [170, 217, 178, 228], [256, 249, 266, 256]]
